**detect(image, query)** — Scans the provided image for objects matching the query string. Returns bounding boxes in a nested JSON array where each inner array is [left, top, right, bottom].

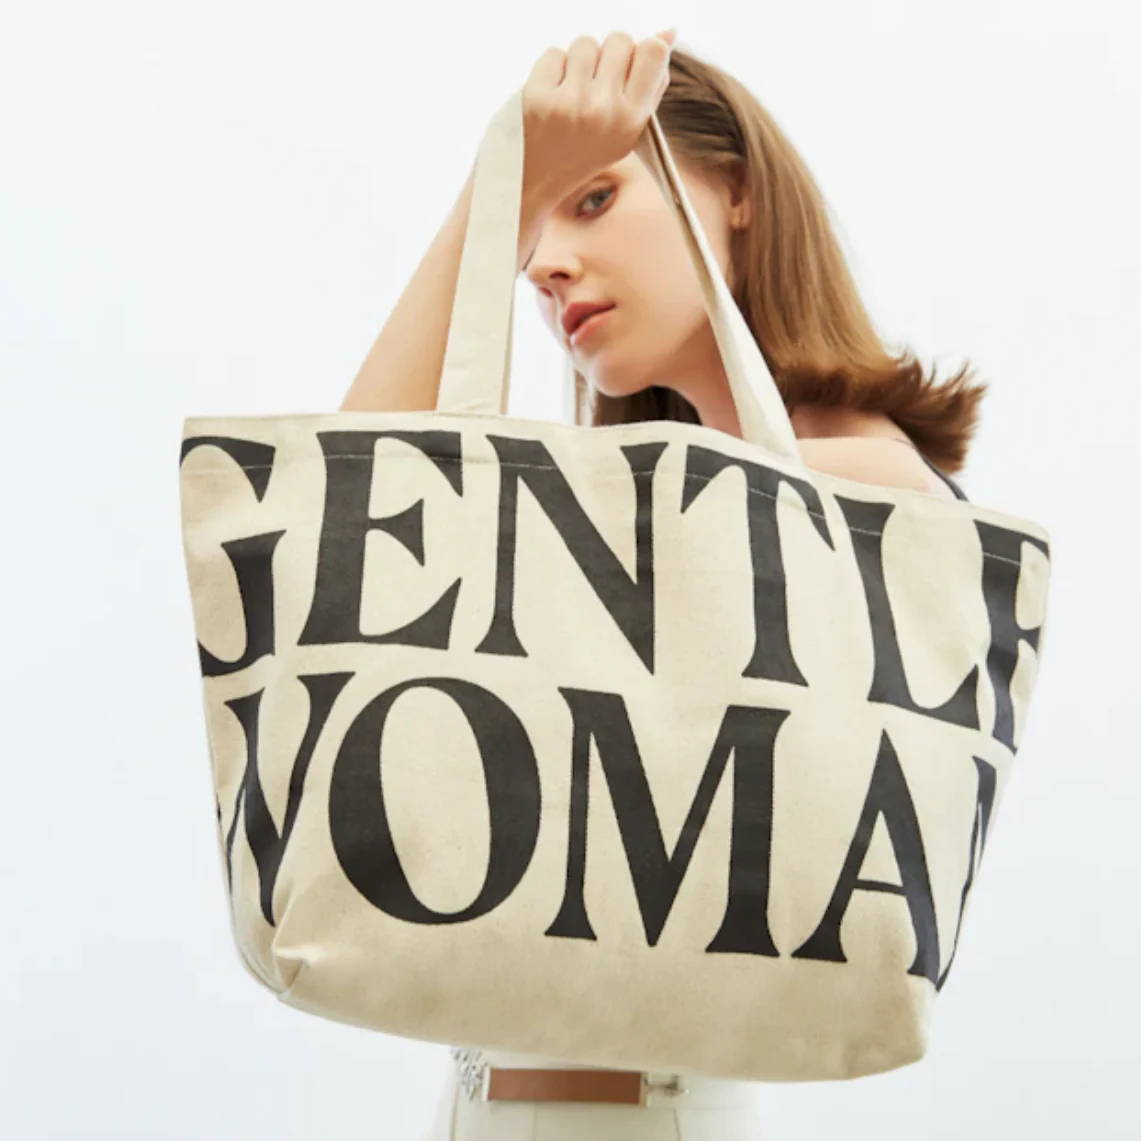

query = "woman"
[[343, 29, 978, 1140], [520, 31, 977, 504]]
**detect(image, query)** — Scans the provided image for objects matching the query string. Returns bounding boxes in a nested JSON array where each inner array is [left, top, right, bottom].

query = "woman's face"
[[524, 151, 746, 407]]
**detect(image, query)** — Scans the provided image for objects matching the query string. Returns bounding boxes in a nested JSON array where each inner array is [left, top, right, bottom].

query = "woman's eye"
[[578, 186, 614, 215]]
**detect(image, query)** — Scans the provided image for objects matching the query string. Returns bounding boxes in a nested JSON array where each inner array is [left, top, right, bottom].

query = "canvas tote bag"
[[178, 85, 1053, 1082]]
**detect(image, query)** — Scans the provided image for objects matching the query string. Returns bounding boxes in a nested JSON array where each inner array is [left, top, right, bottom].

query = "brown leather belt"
[[486, 1066, 650, 1106]]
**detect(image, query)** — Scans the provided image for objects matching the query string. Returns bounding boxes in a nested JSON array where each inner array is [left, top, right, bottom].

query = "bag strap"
[[436, 86, 805, 468]]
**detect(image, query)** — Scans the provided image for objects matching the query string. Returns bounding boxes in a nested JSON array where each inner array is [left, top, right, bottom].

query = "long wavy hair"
[[585, 44, 986, 476]]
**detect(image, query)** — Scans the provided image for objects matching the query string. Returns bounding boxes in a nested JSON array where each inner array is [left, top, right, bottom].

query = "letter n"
[[936, 756, 998, 992]]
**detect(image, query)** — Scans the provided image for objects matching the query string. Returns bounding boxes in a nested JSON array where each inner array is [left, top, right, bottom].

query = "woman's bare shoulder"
[[795, 436, 959, 499]]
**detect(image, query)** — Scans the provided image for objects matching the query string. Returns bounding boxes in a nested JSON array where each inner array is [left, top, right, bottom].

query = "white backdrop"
[[2, 2, 1137, 1138]]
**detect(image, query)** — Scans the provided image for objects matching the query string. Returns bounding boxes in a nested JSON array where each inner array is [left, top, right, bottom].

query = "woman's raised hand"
[[521, 30, 677, 206]]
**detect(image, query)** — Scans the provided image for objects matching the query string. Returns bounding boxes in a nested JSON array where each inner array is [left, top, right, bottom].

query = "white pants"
[[421, 1048, 765, 1140]]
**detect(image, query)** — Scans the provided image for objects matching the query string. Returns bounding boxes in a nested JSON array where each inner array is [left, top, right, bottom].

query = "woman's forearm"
[[339, 164, 561, 413]]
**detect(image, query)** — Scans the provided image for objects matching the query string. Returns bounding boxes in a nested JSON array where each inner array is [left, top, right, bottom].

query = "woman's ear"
[[714, 158, 750, 232], [727, 173, 751, 231]]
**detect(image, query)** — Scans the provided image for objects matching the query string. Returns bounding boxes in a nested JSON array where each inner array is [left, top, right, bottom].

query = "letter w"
[[219, 673, 352, 925]]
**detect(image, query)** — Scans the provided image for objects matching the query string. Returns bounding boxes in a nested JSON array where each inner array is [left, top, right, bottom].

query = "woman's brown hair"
[[587, 45, 986, 476]]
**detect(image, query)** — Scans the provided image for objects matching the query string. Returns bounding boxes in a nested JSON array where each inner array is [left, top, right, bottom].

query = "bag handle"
[[436, 86, 804, 467]]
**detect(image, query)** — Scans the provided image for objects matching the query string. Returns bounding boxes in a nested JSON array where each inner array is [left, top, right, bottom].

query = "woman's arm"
[[339, 165, 565, 413]]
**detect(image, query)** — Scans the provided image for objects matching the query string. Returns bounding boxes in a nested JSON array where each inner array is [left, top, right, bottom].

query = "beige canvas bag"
[[178, 86, 1053, 1082]]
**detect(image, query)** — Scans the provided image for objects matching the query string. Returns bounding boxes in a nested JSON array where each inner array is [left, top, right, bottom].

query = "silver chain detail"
[[449, 1046, 488, 1101]]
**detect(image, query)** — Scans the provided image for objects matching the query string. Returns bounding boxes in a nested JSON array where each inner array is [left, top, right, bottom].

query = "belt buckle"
[[641, 1072, 688, 1105]]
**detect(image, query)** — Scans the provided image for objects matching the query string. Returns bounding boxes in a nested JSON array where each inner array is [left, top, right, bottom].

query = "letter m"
[[547, 689, 787, 956]]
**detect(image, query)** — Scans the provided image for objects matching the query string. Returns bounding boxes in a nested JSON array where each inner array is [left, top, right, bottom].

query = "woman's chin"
[[588, 369, 655, 402]]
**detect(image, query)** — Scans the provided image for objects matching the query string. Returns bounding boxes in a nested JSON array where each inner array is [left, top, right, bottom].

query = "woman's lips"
[[569, 304, 616, 346]]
